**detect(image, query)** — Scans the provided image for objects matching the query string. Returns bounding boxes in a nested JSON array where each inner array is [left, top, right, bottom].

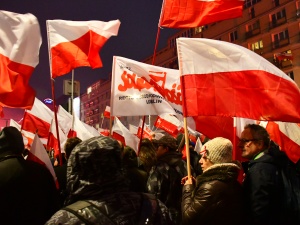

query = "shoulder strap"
[[63, 201, 93, 225], [64, 200, 117, 225]]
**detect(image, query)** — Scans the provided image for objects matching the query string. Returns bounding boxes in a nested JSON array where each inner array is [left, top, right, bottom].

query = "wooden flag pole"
[[183, 117, 192, 178]]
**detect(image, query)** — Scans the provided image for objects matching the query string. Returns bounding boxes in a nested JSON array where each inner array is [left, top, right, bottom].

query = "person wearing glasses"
[[239, 124, 283, 225], [181, 137, 243, 225]]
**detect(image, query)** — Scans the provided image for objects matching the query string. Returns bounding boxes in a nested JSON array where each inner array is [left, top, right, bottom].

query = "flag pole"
[[137, 115, 146, 155], [183, 117, 191, 178], [46, 20, 62, 166], [233, 117, 237, 160]]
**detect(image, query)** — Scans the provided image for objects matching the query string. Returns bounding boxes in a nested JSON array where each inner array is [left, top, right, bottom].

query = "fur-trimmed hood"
[[195, 162, 240, 188]]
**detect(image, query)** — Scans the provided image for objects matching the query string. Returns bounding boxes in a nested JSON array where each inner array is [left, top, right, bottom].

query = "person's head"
[[66, 136, 127, 204], [139, 138, 157, 172], [122, 146, 138, 168], [0, 126, 24, 155], [64, 137, 82, 159], [152, 135, 178, 158], [238, 124, 270, 160], [199, 137, 233, 171]]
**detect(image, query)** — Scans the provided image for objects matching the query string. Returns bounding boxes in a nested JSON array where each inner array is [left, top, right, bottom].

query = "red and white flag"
[[154, 113, 181, 137], [47, 118, 67, 156], [111, 56, 182, 118], [259, 121, 300, 164], [177, 38, 300, 123], [103, 106, 112, 119], [27, 134, 58, 188], [21, 98, 53, 139], [112, 117, 140, 153], [47, 19, 120, 78], [159, 0, 244, 28], [0, 11, 41, 109], [137, 119, 153, 140]]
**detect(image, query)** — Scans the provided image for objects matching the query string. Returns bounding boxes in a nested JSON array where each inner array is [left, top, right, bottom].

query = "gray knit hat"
[[200, 137, 232, 164]]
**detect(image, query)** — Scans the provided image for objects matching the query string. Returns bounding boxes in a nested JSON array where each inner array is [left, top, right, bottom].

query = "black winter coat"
[[0, 155, 59, 225], [242, 152, 282, 225], [181, 163, 243, 225]]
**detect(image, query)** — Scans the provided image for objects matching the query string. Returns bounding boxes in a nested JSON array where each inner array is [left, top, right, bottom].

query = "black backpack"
[[268, 141, 300, 225]]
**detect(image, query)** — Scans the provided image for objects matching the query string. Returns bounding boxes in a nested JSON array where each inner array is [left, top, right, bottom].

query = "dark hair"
[[64, 137, 82, 159], [244, 124, 270, 149], [139, 138, 157, 173]]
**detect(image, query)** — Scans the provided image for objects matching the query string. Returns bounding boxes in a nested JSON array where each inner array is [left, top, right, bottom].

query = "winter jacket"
[[147, 151, 189, 224], [181, 163, 243, 225], [0, 154, 59, 225], [46, 136, 173, 225], [242, 152, 282, 225]]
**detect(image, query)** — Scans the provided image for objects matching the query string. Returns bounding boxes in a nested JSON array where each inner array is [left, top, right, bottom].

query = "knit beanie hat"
[[200, 137, 232, 164]]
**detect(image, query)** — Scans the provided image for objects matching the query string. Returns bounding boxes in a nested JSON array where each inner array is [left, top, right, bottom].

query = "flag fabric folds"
[[159, 0, 244, 28], [260, 121, 300, 164], [27, 134, 59, 188], [0, 11, 41, 109], [47, 19, 120, 78], [111, 56, 182, 118], [112, 117, 140, 153], [177, 38, 300, 123]]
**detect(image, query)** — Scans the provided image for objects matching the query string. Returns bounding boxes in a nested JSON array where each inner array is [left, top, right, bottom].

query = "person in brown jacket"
[[181, 137, 243, 225]]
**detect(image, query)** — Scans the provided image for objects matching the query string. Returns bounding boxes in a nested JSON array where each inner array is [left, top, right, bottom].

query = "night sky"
[[1, 0, 179, 100]]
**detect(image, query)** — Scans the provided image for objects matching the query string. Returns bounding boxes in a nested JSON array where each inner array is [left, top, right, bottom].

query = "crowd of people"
[[0, 124, 298, 225]]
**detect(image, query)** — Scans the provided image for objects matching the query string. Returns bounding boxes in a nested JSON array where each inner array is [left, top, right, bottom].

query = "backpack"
[[268, 141, 300, 225], [63, 193, 159, 225]]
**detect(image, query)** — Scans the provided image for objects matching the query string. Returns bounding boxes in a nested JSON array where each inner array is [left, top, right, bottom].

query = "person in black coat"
[[181, 137, 243, 225], [0, 126, 59, 225]]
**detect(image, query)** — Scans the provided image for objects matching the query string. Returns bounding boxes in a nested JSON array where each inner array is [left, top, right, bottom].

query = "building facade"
[[80, 77, 143, 130], [81, 0, 300, 128]]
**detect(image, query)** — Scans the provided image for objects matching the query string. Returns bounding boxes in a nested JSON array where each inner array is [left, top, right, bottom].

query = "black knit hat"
[[0, 126, 24, 154]]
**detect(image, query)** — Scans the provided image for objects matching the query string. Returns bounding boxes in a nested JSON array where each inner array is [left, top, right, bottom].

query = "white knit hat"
[[200, 137, 233, 164]]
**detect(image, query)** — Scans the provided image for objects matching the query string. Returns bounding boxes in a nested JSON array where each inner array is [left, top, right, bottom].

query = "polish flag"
[[159, 0, 244, 28], [112, 117, 140, 153], [137, 119, 153, 140], [103, 106, 112, 119], [21, 98, 53, 139], [47, 118, 67, 156], [154, 114, 181, 137], [0, 11, 41, 109], [177, 38, 300, 123], [47, 19, 120, 78], [259, 121, 300, 164], [27, 134, 59, 188]]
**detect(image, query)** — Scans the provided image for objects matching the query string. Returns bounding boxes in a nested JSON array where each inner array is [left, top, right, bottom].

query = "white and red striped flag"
[[137, 119, 153, 140], [177, 38, 300, 123], [154, 113, 181, 137], [0, 11, 41, 110], [159, 0, 244, 28], [259, 121, 300, 163], [27, 134, 59, 188], [103, 106, 112, 119], [21, 98, 53, 140], [47, 19, 120, 78], [112, 117, 140, 153]]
